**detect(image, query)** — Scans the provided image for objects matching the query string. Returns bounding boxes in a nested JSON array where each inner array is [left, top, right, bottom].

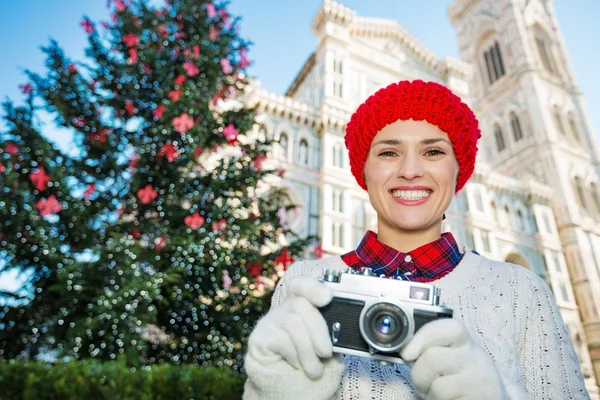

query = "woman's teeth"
[[391, 190, 431, 200]]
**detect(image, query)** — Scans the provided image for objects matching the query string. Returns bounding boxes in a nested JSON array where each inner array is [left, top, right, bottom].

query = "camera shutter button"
[[404, 255, 412, 262]]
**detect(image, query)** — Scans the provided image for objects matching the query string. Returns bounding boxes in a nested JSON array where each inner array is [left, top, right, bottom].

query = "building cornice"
[[349, 15, 439, 69], [247, 84, 319, 129], [312, 0, 356, 34], [310, 1, 471, 78], [473, 162, 554, 202], [448, 0, 479, 26], [247, 83, 351, 133]]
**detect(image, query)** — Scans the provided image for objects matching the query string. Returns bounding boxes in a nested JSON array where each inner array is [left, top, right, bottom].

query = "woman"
[[242, 80, 590, 399]]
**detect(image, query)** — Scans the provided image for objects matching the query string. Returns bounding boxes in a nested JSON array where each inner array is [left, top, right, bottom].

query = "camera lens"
[[374, 314, 394, 335], [360, 301, 411, 352]]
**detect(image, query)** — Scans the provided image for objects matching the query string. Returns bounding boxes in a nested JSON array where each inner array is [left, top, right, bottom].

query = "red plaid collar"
[[341, 231, 463, 282]]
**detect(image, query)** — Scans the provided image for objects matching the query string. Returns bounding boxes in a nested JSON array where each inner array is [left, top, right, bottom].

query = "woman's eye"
[[425, 149, 445, 157], [378, 151, 397, 157]]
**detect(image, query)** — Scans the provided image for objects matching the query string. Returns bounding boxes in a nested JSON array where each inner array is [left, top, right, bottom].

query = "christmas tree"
[[0, 0, 314, 369]]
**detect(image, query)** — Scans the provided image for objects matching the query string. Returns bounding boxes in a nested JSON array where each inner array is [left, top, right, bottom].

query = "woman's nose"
[[396, 152, 425, 180]]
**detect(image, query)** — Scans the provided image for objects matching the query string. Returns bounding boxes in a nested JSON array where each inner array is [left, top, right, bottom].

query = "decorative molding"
[[247, 83, 350, 134], [449, 0, 480, 26], [473, 162, 554, 201]]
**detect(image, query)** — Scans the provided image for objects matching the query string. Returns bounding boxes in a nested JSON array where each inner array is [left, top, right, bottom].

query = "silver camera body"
[[319, 267, 453, 365]]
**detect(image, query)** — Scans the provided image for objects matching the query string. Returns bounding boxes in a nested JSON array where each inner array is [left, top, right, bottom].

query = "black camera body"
[[319, 267, 453, 365]]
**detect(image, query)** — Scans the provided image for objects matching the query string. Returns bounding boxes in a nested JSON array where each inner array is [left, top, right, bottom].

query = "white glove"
[[247, 276, 335, 380], [400, 318, 509, 400]]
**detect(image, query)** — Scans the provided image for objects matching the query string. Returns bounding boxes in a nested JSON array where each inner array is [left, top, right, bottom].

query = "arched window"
[[542, 211, 553, 234], [473, 188, 484, 212], [333, 58, 343, 98], [482, 40, 506, 85], [332, 190, 343, 213], [299, 138, 309, 165], [258, 125, 269, 141], [352, 200, 366, 247], [490, 201, 498, 221], [494, 125, 506, 152], [517, 209, 527, 232], [568, 112, 581, 143], [480, 229, 491, 253], [573, 176, 588, 210], [331, 222, 344, 248], [534, 27, 557, 74], [332, 143, 344, 168], [278, 133, 288, 160], [510, 112, 524, 142], [504, 205, 511, 227], [553, 106, 566, 136]]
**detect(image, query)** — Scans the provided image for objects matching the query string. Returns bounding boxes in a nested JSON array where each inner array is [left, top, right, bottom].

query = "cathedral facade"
[[246, 0, 600, 395]]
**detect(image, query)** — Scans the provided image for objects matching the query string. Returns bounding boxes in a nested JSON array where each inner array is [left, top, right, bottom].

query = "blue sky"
[[0, 0, 599, 290]]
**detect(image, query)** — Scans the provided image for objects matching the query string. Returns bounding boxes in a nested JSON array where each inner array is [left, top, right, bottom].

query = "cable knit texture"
[[344, 80, 481, 193], [243, 250, 590, 400]]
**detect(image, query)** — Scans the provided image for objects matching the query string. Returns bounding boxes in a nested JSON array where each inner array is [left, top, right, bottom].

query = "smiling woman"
[[363, 119, 459, 252], [242, 80, 590, 400]]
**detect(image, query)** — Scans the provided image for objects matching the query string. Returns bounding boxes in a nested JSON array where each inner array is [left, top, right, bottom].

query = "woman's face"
[[363, 119, 459, 240]]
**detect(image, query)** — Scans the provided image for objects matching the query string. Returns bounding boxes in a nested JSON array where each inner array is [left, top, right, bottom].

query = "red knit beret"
[[344, 80, 481, 193]]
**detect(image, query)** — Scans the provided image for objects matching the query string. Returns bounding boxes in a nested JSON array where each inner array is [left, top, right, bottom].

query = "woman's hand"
[[400, 318, 509, 400], [246, 276, 334, 380]]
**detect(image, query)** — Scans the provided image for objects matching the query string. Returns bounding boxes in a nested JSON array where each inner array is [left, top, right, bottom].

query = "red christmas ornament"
[[222, 124, 238, 144], [211, 218, 227, 232], [4, 143, 19, 156], [30, 167, 50, 191], [313, 243, 325, 259], [209, 27, 219, 41], [174, 75, 186, 86], [137, 184, 158, 204], [246, 262, 263, 278], [274, 248, 294, 270], [153, 104, 166, 119], [157, 144, 179, 162], [124, 100, 136, 116], [168, 89, 183, 102], [81, 18, 95, 34], [84, 184, 96, 200], [91, 129, 109, 143], [128, 48, 138, 64], [173, 112, 194, 133], [253, 153, 266, 171], [114, 0, 127, 12], [0, 162, 4, 174], [19, 83, 33, 94], [158, 24, 168, 38], [129, 228, 141, 239], [183, 61, 200, 77], [123, 33, 139, 47], [36, 195, 62, 217], [184, 212, 205, 230], [155, 236, 167, 252]]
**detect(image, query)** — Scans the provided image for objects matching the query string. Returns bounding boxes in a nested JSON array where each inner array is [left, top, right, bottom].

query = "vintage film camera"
[[318, 267, 453, 365]]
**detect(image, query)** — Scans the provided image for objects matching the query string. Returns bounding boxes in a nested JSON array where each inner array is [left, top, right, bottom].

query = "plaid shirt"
[[341, 231, 463, 282]]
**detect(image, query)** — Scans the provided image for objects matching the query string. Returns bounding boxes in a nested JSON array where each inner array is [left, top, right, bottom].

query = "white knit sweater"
[[243, 249, 590, 400]]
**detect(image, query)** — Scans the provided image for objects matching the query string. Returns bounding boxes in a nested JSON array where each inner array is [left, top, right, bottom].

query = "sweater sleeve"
[[242, 261, 345, 400], [516, 272, 590, 399]]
